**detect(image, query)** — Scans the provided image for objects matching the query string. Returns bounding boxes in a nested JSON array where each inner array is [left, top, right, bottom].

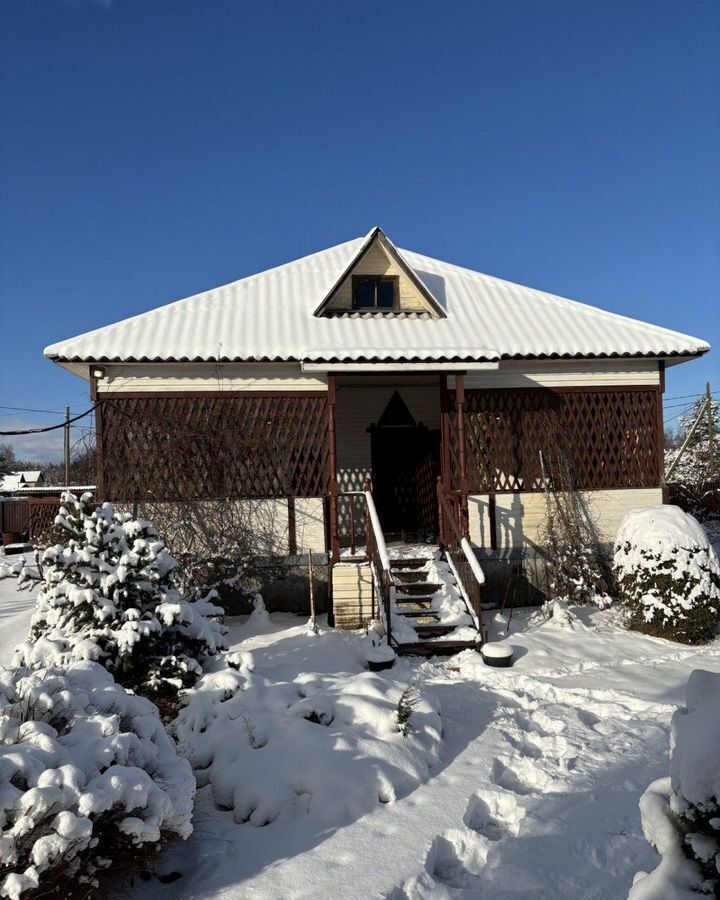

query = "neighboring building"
[[0, 471, 44, 494], [44, 227, 710, 651]]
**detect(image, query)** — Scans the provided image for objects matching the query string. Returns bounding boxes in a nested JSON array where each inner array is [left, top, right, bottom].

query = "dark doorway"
[[369, 392, 441, 540]]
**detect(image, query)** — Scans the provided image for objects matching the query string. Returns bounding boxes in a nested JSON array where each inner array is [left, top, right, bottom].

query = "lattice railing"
[[100, 395, 330, 501], [448, 388, 660, 493]]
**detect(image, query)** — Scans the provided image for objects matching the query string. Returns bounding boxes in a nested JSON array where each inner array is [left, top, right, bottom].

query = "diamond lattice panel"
[[449, 389, 659, 493], [100, 395, 330, 501]]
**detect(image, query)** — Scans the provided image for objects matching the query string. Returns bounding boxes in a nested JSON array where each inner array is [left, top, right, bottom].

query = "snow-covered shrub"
[[614, 506, 720, 644], [173, 654, 441, 827], [14, 492, 227, 705], [0, 661, 194, 900], [630, 669, 720, 899]]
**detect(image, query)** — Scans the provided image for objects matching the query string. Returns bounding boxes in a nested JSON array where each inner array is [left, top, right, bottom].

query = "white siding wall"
[[97, 363, 327, 393], [455, 359, 660, 389], [468, 488, 664, 551]]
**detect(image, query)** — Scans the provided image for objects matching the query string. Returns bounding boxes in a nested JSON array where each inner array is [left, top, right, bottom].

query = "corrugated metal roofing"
[[44, 232, 709, 365]]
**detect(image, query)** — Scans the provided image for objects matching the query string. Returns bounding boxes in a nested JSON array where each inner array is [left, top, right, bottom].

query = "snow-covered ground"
[[2, 576, 720, 899]]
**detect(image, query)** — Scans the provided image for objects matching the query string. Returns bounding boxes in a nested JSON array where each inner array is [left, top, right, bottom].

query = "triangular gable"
[[377, 391, 417, 428], [313, 226, 446, 318]]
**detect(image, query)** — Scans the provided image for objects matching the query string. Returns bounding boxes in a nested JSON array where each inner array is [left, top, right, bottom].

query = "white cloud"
[[0, 420, 65, 464]]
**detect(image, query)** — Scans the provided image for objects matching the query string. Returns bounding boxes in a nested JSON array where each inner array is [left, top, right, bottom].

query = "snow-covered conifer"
[[14, 492, 226, 705]]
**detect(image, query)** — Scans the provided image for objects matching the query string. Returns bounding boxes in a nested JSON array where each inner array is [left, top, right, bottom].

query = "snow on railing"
[[461, 537, 486, 586], [364, 490, 391, 573], [363, 486, 394, 646]]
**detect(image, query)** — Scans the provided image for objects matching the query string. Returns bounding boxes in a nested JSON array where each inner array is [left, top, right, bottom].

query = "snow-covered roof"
[[0, 471, 42, 492], [44, 229, 709, 366]]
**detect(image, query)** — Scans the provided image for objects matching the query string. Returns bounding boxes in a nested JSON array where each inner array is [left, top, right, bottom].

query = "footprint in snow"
[[464, 789, 525, 840], [427, 828, 487, 889], [509, 708, 566, 737], [491, 756, 550, 795]]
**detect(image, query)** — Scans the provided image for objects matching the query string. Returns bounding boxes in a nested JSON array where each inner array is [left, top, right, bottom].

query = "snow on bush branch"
[[14, 492, 227, 705], [0, 661, 194, 900], [172, 646, 441, 828], [630, 669, 720, 899], [614, 506, 720, 644]]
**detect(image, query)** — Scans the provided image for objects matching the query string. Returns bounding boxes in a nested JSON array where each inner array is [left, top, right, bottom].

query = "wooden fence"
[[0, 497, 62, 545]]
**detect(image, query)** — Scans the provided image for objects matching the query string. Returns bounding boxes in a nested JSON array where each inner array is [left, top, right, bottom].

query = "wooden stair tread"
[[395, 583, 442, 596], [392, 571, 428, 584], [389, 558, 429, 569], [412, 623, 457, 635], [393, 639, 481, 657], [397, 612, 440, 622], [396, 601, 433, 612]]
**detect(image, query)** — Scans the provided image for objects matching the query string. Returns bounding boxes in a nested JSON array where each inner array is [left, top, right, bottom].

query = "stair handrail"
[[363, 479, 394, 646], [437, 479, 484, 637]]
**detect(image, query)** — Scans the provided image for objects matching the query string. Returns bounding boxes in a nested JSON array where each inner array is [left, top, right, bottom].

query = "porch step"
[[389, 558, 429, 570], [395, 582, 442, 597], [396, 600, 433, 613], [397, 611, 441, 622], [412, 623, 458, 637], [392, 570, 428, 584], [384, 544, 483, 656], [394, 640, 481, 657]]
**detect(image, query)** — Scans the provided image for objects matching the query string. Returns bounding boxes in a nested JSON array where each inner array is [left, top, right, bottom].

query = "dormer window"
[[352, 275, 397, 311]]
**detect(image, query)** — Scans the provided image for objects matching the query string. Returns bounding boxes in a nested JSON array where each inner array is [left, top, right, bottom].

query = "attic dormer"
[[314, 227, 445, 319]]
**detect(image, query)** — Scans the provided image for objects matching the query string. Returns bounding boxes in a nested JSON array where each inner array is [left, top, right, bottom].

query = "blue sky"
[[1, 0, 718, 462]]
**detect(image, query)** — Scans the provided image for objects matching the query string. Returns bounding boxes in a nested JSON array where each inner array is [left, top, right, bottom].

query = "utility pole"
[[708, 382, 715, 476], [666, 395, 710, 481], [64, 406, 70, 487]]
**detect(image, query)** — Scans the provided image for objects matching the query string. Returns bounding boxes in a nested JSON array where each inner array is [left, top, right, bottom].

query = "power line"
[[663, 390, 718, 405], [0, 405, 98, 436], [0, 405, 65, 415]]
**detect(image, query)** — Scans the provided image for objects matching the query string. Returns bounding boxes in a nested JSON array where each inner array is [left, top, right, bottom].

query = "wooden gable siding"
[[324, 241, 439, 315]]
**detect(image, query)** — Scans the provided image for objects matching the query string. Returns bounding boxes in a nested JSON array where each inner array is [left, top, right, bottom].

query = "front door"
[[369, 393, 440, 539]]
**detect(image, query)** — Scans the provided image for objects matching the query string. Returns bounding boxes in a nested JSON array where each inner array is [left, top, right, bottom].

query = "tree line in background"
[[0, 435, 97, 486]]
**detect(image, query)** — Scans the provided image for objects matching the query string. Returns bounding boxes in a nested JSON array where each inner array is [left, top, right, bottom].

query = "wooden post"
[[455, 373, 470, 539], [436, 477, 446, 550], [89, 370, 104, 503], [64, 406, 70, 487], [488, 492, 498, 551], [327, 375, 340, 563], [287, 497, 297, 555], [308, 548, 317, 633], [439, 374, 452, 490], [656, 362, 666, 493], [707, 382, 715, 474]]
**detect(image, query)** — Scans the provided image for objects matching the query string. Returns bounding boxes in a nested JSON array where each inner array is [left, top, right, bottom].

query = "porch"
[[94, 363, 664, 652]]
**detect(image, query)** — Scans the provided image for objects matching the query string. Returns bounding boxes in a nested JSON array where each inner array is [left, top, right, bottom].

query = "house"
[[0, 471, 44, 494], [44, 227, 710, 652]]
